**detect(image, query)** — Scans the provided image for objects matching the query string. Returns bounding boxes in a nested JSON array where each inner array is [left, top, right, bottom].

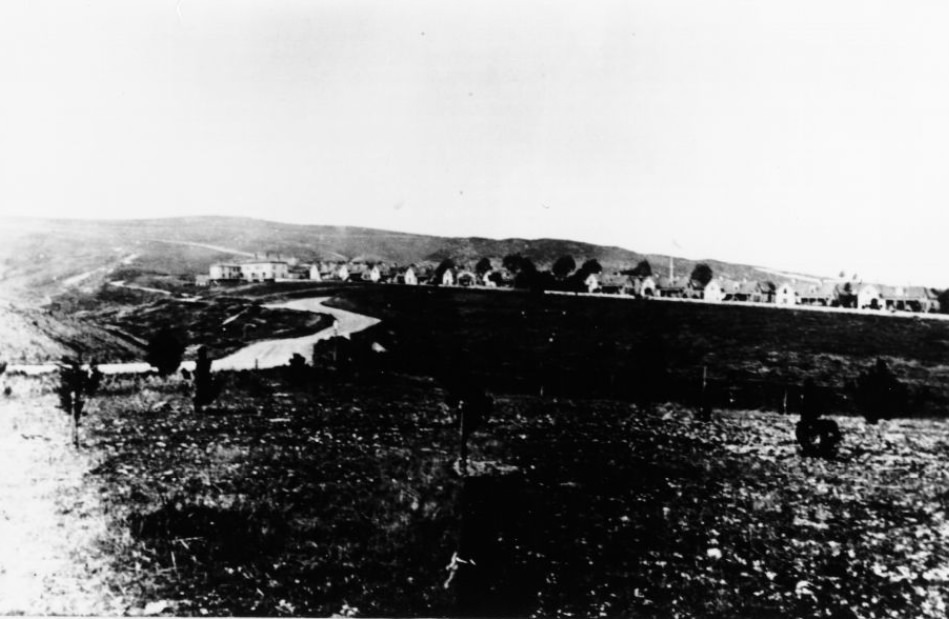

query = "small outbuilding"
[[856, 284, 883, 310]]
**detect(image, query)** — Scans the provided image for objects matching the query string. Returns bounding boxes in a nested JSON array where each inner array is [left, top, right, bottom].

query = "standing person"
[[796, 378, 842, 458], [193, 346, 217, 413]]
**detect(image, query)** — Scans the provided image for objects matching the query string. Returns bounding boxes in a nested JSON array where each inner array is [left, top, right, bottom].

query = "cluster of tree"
[[499, 254, 605, 293], [431, 253, 716, 295]]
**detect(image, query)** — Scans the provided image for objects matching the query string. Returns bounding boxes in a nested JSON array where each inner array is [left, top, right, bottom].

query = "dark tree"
[[579, 259, 603, 275], [285, 352, 309, 388], [502, 254, 526, 274], [503, 255, 539, 289], [434, 258, 456, 286], [690, 263, 713, 287], [475, 257, 493, 276], [855, 358, 907, 424], [527, 270, 554, 294], [552, 255, 577, 279], [631, 259, 652, 278], [146, 328, 186, 376], [939, 288, 949, 314]]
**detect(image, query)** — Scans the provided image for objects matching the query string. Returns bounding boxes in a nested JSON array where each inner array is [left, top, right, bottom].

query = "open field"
[[56, 369, 949, 617], [3, 287, 949, 615], [326, 286, 949, 415]]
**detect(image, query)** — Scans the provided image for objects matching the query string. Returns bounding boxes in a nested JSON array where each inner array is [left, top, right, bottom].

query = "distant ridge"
[[0, 215, 820, 302]]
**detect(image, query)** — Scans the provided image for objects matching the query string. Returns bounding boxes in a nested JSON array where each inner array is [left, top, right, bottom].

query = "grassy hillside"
[[0, 216, 803, 303], [0, 302, 144, 364], [327, 286, 949, 415]]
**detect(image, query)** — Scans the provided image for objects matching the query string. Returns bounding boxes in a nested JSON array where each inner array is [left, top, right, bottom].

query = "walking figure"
[[58, 354, 102, 447], [795, 378, 842, 458], [193, 346, 220, 413]]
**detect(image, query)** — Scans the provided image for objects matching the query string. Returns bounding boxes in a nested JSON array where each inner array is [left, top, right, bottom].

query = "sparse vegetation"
[[7, 278, 949, 616], [71, 370, 949, 617]]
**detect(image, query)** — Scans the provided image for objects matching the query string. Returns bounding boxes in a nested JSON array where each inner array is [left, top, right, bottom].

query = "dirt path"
[[108, 280, 173, 296], [211, 297, 380, 371], [146, 239, 255, 257], [7, 297, 381, 376], [0, 390, 126, 615]]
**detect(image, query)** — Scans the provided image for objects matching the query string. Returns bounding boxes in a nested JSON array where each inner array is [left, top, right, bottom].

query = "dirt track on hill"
[[0, 389, 126, 615]]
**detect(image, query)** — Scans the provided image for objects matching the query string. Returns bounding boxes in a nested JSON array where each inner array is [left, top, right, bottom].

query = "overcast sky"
[[2, 1, 948, 284]]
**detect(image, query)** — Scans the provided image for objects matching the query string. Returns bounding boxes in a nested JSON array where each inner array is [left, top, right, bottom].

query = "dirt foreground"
[[0, 384, 126, 615]]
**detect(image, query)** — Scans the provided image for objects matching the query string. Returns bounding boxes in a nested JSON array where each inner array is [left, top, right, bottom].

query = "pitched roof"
[[656, 276, 691, 291], [598, 272, 631, 287], [802, 282, 840, 299]]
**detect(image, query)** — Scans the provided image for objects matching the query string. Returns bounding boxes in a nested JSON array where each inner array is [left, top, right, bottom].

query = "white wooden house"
[[441, 269, 455, 287], [776, 282, 797, 305], [209, 263, 243, 282], [240, 260, 289, 282], [367, 265, 382, 283], [584, 272, 599, 293], [703, 279, 726, 303], [637, 276, 657, 297]]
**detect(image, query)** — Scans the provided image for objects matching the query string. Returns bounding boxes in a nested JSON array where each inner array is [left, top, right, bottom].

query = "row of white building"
[[205, 259, 405, 285], [203, 258, 940, 313]]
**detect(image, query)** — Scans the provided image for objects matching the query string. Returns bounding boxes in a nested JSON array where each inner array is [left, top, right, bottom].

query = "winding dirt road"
[[8, 296, 381, 376], [210, 297, 380, 371]]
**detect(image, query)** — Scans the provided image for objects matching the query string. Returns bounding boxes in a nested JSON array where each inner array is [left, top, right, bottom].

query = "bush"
[[146, 328, 187, 376]]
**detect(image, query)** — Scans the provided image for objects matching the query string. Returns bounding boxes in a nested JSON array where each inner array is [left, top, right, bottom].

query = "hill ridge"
[[0, 215, 820, 303]]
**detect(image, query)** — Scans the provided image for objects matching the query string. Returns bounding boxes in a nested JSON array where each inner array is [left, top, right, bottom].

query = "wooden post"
[[458, 404, 468, 476], [700, 365, 711, 422]]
